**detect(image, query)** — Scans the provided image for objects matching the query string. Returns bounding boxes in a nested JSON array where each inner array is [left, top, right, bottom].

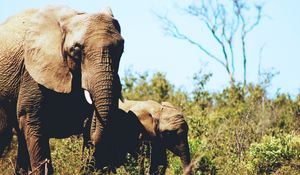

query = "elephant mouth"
[[84, 89, 93, 105]]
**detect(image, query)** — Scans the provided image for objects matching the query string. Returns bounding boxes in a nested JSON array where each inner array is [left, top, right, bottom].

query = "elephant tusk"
[[84, 90, 93, 105]]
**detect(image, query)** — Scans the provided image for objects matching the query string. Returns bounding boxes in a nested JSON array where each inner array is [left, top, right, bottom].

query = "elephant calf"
[[88, 99, 191, 175]]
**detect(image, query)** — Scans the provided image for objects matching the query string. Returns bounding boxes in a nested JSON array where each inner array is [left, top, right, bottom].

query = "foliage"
[[248, 134, 300, 174], [50, 137, 86, 175], [122, 70, 174, 103]]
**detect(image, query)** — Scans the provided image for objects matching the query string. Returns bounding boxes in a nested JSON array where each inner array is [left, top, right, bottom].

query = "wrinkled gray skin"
[[0, 5, 124, 175], [88, 100, 191, 175]]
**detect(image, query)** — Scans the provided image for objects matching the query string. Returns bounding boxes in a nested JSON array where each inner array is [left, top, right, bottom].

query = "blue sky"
[[1, 0, 299, 96]]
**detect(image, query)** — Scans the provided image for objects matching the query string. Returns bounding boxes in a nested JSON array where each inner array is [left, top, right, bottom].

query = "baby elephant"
[[120, 100, 191, 174], [88, 100, 191, 175]]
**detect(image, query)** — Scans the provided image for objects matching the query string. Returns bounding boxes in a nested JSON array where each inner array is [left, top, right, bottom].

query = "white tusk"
[[84, 90, 93, 105]]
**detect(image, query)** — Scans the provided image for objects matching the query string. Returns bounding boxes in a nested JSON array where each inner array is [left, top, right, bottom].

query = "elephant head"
[[24, 5, 124, 149], [158, 102, 191, 174], [117, 100, 191, 174]]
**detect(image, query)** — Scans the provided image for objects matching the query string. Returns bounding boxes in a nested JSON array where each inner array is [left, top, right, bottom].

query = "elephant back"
[[0, 9, 37, 55], [0, 9, 38, 100]]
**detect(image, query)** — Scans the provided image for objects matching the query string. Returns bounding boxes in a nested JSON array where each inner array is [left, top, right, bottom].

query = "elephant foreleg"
[[16, 70, 53, 175], [149, 140, 167, 175], [20, 114, 53, 175]]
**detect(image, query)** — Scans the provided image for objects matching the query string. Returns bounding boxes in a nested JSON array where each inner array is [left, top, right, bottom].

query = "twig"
[[28, 159, 50, 175], [8, 158, 16, 173], [156, 14, 227, 69], [258, 43, 266, 81]]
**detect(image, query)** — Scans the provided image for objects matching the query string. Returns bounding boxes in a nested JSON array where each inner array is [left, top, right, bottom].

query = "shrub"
[[248, 134, 300, 174]]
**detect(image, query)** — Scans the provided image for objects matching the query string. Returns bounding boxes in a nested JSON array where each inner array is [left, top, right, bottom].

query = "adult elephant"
[[87, 100, 191, 175], [0, 5, 124, 175]]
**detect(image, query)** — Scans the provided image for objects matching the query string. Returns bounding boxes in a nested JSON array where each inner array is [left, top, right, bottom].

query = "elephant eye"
[[69, 43, 83, 60]]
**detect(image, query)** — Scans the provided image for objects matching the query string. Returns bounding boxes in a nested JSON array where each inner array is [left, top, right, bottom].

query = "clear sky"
[[1, 0, 299, 96]]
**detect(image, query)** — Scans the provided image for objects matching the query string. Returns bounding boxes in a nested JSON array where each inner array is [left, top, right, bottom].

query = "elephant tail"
[[0, 127, 13, 157]]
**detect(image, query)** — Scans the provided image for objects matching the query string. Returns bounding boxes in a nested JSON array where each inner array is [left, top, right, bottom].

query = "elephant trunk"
[[90, 74, 121, 170], [89, 71, 117, 146], [179, 138, 191, 175], [81, 44, 123, 169], [171, 124, 191, 174]]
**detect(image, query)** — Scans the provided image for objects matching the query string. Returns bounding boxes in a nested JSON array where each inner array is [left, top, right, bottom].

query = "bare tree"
[[157, 0, 263, 87]]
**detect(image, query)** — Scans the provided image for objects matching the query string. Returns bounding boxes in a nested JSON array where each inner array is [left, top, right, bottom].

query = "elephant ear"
[[159, 102, 184, 132], [24, 6, 77, 93]]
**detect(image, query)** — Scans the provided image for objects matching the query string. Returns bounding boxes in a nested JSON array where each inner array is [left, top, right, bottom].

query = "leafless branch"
[[234, 0, 264, 87], [157, 0, 265, 85], [156, 14, 227, 69], [246, 4, 263, 34], [258, 43, 266, 80], [184, 1, 233, 77]]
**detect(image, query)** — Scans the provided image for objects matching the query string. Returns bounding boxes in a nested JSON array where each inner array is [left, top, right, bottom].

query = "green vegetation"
[[1, 70, 300, 174]]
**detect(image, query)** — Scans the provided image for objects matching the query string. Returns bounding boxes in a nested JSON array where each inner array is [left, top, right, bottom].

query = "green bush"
[[50, 137, 86, 175], [248, 134, 300, 174]]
